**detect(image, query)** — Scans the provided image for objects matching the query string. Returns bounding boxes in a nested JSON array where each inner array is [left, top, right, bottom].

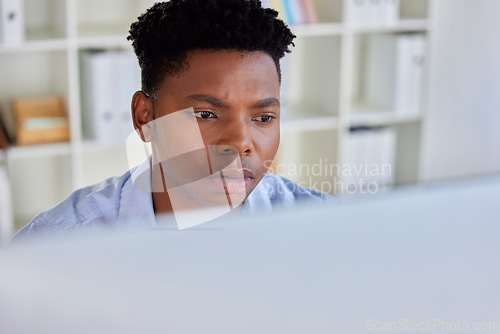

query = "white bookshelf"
[[0, 0, 432, 236]]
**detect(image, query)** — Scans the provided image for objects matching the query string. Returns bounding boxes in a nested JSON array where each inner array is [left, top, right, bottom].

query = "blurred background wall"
[[422, 0, 500, 180], [0, 0, 499, 241]]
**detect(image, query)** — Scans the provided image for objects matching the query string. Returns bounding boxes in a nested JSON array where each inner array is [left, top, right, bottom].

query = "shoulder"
[[12, 171, 134, 241], [258, 173, 337, 206]]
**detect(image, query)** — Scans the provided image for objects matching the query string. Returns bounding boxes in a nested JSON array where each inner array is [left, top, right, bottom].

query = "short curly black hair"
[[127, 0, 296, 96]]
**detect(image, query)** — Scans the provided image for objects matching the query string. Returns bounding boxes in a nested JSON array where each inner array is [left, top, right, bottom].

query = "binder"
[[366, 0, 382, 26], [407, 33, 425, 117], [345, 0, 369, 26], [117, 51, 140, 141], [364, 34, 397, 110], [344, 127, 396, 193], [344, 128, 371, 191], [346, 0, 399, 26], [369, 127, 396, 188], [380, 0, 400, 25], [81, 51, 116, 142], [395, 33, 426, 116], [81, 51, 141, 142], [364, 33, 426, 116], [0, 0, 24, 45], [0, 165, 14, 243]]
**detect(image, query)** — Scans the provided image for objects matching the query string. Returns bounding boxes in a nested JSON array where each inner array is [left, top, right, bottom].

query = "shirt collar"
[[119, 159, 274, 222], [118, 159, 156, 226]]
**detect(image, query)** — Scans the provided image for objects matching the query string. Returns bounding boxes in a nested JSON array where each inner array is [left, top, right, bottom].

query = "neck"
[[151, 162, 174, 214]]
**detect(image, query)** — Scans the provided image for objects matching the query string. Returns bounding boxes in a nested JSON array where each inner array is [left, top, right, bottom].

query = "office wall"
[[422, 0, 500, 181]]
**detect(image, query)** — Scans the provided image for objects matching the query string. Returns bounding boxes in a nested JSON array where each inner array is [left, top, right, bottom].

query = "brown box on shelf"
[[0, 116, 9, 150], [12, 96, 70, 146]]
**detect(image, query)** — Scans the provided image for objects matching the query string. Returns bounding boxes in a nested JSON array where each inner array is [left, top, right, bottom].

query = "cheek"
[[196, 123, 219, 146], [256, 128, 280, 158]]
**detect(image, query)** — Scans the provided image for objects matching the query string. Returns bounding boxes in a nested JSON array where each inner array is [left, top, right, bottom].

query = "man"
[[13, 0, 333, 239]]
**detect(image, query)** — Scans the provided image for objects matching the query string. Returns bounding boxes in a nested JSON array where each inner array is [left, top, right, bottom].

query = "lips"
[[209, 168, 254, 194]]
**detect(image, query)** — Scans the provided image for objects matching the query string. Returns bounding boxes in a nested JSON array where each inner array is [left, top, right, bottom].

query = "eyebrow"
[[252, 97, 280, 109], [186, 94, 228, 107], [185, 94, 280, 109]]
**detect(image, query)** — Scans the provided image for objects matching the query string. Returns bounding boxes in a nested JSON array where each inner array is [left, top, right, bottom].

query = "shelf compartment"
[[81, 145, 130, 188], [339, 122, 422, 187], [400, 0, 429, 20], [0, 51, 69, 142], [24, 0, 67, 40], [274, 129, 338, 194], [350, 32, 427, 122], [76, 0, 154, 38], [337, 121, 422, 195], [281, 35, 342, 119], [312, 0, 343, 23], [0, 0, 68, 54], [391, 122, 422, 185], [9, 154, 72, 230]]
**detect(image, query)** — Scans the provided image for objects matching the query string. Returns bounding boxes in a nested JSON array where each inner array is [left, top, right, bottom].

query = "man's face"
[[149, 50, 281, 203]]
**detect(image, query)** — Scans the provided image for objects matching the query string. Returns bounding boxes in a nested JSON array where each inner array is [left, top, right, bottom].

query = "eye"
[[254, 115, 276, 124], [193, 109, 217, 120]]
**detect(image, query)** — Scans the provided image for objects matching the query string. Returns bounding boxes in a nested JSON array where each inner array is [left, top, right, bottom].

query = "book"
[[269, 0, 289, 23], [282, 0, 294, 24], [265, 0, 315, 25], [301, 0, 318, 24], [288, 0, 306, 25], [0, 0, 24, 45]]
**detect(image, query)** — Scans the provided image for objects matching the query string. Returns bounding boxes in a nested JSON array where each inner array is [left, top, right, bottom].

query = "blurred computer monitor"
[[1, 175, 499, 334]]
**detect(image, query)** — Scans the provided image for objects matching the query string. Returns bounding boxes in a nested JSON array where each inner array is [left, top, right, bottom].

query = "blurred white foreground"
[[1, 174, 499, 334]]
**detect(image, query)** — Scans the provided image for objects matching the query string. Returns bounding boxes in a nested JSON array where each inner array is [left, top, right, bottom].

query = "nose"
[[214, 118, 254, 156]]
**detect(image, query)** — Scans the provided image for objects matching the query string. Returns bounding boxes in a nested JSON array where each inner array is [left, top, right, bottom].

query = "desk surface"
[[1, 175, 500, 334]]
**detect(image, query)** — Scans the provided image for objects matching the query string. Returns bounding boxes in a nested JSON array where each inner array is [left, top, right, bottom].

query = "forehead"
[[157, 50, 280, 99]]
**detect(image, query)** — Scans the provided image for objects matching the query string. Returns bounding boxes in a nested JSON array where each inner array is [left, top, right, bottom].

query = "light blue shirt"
[[12, 161, 335, 240]]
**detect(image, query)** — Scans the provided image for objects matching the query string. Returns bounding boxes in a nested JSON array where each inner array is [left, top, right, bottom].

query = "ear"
[[132, 91, 154, 142]]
